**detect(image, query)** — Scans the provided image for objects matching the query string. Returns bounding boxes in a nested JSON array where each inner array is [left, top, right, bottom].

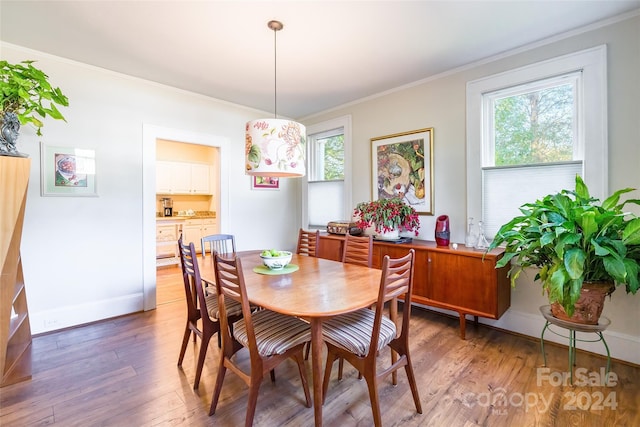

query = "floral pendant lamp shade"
[[245, 20, 306, 178], [245, 119, 306, 177]]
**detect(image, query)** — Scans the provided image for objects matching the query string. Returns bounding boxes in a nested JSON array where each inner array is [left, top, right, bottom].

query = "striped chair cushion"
[[233, 310, 311, 357], [204, 293, 243, 320], [322, 309, 397, 357]]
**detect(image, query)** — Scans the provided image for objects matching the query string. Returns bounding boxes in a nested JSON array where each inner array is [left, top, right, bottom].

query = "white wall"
[[304, 14, 640, 364], [2, 43, 302, 335]]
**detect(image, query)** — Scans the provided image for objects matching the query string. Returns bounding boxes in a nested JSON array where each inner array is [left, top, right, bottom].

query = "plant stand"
[[539, 305, 611, 385]]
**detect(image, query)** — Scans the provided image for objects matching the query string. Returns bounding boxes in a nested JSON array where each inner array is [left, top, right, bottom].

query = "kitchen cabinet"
[[318, 233, 510, 339], [156, 220, 183, 266], [182, 218, 218, 253], [156, 161, 211, 195]]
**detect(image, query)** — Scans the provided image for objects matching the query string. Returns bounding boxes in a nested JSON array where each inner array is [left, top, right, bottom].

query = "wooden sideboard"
[[318, 233, 510, 339]]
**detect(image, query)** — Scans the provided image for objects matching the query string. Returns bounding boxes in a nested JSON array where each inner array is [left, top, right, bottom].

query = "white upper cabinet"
[[156, 161, 212, 195]]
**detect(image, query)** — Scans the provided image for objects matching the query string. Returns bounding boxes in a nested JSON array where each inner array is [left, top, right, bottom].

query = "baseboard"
[[30, 293, 144, 335], [413, 304, 640, 366]]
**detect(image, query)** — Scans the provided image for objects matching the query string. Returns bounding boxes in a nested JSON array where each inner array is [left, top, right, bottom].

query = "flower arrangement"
[[354, 198, 421, 235]]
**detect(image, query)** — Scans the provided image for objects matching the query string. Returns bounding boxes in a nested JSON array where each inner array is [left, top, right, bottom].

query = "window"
[[302, 116, 352, 229], [467, 46, 607, 238]]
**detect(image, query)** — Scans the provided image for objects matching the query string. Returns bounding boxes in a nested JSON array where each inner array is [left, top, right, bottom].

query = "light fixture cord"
[[273, 26, 278, 118]]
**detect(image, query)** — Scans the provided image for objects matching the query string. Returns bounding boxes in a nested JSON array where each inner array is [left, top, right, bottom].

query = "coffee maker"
[[161, 197, 173, 217]]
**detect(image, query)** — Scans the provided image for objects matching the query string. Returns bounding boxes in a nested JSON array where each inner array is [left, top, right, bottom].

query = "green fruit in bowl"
[[261, 249, 285, 257]]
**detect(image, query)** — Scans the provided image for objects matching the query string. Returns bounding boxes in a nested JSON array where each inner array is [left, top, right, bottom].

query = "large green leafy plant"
[[488, 175, 640, 316], [1, 60, 69, 135]]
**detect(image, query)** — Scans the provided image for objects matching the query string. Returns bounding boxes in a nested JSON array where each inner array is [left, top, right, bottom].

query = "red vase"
[[435, 215, 450, 246]]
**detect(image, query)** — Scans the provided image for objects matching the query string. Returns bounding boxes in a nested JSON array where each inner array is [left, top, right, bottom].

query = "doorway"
[[155, 139, 220, 305], [142, 124, 230, 311]]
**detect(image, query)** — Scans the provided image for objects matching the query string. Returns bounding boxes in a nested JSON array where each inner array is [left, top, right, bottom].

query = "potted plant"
[[487, 175, 640, 324], [0, 60, 69, 157], [354, 197, 421, 239]]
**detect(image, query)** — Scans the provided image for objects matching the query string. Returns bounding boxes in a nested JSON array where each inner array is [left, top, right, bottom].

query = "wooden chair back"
[[212, 254, 255, 352], [342, 234, 373, 267], [296, 229, 319, 257], [371, 249, 415, 355], [201, 233, 236, 257]]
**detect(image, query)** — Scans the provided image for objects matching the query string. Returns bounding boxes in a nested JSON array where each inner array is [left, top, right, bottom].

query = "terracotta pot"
[[550, 281, 615, 324]]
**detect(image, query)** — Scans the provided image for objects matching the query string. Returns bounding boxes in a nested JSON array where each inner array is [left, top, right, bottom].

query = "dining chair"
[[209, 253, 312, 425], [296, 228, 319, 257], [336, 233, 374, 378], [321, 249, 422, 427], [304, 234, 374, 363], [201, 233, 236, 257], [177, 236, 243, 389]]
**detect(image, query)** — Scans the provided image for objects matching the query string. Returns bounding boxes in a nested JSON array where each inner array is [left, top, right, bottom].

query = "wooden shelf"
[[1, 156, 32, 387]]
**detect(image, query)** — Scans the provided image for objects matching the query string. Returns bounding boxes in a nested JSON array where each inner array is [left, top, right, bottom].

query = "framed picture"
[[40, 143, 97, 197], [371, 128, 434, 215], [251, 176, 280, 190]]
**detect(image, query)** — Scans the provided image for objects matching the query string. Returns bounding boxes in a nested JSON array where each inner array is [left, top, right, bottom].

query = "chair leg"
[[404, 357, 423, 414], [338, 357, 344, 380], [177, 323, 191, 366], [244, 375, 263, 427], [270, 369, 276, 383], [293, 351, 312, 407], [194, 333, 213, 389], [209, 360, 227, 415], [322, 349, 338, 405], [304, 342, 310, 360], [364, 374, 382, 427]]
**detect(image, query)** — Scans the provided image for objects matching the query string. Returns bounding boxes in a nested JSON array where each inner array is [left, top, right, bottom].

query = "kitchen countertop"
[[156, 211, 216, 221]]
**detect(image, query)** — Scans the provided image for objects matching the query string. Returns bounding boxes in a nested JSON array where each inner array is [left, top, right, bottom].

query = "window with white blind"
[[467, 46, 607, 239], [302, 116, 352, 229]]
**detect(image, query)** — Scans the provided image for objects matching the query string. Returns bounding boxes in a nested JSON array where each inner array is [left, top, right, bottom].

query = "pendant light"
[[245, 20, 306, 178]]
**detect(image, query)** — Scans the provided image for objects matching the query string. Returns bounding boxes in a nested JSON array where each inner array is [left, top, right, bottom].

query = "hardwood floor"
[[1, 266, 638, 426]]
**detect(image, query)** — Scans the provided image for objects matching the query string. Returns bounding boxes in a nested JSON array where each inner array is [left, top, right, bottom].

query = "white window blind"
[[308, 180, 345, 228], [482, 162, 582, 237]]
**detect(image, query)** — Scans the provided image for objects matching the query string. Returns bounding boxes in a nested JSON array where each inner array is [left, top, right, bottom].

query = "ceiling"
[[1, 1, 639, 119]]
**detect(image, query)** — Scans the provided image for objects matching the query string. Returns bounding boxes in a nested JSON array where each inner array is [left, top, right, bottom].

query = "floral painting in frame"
[[371, 128, 434, 215]]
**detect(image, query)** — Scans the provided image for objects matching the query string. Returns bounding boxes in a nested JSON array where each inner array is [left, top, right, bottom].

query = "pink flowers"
[[354, 198, 421, 235]]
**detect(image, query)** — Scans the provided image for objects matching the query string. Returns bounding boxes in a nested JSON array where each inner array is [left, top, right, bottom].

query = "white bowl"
[[260, 251, 293, 270]]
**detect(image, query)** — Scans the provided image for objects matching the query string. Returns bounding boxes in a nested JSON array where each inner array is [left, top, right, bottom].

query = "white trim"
[[142, 124, 230, 311]]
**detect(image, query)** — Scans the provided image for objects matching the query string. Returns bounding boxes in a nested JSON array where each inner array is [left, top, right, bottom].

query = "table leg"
[[310, 318, 323, 427]]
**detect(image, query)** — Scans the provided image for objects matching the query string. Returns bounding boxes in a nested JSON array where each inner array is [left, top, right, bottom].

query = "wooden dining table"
[[198, 251, 382, 427]]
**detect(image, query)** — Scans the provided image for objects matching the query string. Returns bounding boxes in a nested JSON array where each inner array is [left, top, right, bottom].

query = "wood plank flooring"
[[1, 265, 638, 426]]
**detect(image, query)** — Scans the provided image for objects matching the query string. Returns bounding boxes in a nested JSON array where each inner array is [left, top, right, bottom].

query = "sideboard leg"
[[459, 313, 466, 339]]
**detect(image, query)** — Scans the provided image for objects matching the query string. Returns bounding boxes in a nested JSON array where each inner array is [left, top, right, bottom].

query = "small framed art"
[[40, 143, 97, 196], [252, 176, 280, 190], [371, 128, 434, 215]]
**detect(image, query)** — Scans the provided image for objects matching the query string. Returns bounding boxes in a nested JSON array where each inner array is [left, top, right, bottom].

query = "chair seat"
[[233, 310, 311, 357], [205, 293, 242, 320], [322, 309, 397, 357]]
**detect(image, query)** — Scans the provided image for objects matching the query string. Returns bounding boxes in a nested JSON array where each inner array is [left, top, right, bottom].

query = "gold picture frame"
[[371, 128, 434, 215], [40, 142, 97, 197]]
